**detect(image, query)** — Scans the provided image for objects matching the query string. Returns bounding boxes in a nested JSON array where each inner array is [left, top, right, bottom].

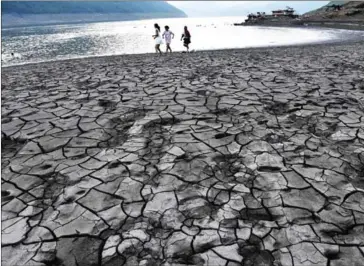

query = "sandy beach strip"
[[2, 41, 364, 265]]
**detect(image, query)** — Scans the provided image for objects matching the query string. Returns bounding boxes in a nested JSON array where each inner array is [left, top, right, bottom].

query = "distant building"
[[272, 7, 295, 17], [242, 6, 298, 24]]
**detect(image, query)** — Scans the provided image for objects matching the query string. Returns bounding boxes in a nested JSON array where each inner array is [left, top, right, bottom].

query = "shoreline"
[[3, 37, 364, 69]]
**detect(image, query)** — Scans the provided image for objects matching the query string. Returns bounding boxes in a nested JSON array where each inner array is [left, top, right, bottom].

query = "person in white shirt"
[[153, 23, 162, 54], [162, 25, 175, 53]]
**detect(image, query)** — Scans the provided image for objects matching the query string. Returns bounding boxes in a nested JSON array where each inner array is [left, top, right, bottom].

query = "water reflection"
[[2, 16, 363, 66]]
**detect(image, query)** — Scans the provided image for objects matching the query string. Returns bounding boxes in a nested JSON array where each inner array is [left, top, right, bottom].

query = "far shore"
[[1, 13, 187, 29], [234, 19, 364, 31]]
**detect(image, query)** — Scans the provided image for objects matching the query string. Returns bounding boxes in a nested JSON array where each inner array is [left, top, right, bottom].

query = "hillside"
[[303, 1, 364, 21], [1, 1, 187, 27]]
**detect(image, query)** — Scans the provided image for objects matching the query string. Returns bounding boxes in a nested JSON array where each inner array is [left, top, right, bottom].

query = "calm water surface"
[[2, 16, 364, 66]]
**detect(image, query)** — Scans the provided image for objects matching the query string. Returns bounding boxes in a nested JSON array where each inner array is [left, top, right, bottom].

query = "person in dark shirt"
[[181, 26, 191, 53]]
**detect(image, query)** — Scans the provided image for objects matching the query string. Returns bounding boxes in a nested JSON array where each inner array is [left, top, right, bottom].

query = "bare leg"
[[167, 44, 172, 53], [157, 44, 162, 54]]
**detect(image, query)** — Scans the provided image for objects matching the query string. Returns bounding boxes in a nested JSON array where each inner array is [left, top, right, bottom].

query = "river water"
[[2, 16, 364, 66]]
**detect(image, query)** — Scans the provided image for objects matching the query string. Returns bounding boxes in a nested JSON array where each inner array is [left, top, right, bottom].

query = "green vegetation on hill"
[[325, 1, 348, 7], [304, 1, 364, 20]]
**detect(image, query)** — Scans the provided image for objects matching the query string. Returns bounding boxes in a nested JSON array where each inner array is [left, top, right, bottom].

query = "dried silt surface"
[[2, 42, 364, 266]]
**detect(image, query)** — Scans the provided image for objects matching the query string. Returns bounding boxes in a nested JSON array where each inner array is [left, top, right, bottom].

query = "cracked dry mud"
[[2, 42, 364, 266]]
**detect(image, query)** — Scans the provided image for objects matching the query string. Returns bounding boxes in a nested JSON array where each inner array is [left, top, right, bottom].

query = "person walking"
[[181, 26, 191, 53], [153, 23, 162, 54], [162, 25, 175, 53]]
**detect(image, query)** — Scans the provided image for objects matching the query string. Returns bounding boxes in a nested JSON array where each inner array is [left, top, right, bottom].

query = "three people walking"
[[153, 23, 191, 54]]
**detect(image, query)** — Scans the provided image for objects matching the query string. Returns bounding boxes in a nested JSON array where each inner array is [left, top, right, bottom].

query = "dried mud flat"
[[2, 42, 364, 266]]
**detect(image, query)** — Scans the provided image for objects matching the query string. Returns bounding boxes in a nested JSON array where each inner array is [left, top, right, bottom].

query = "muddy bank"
[[2, 42, 364, 266]]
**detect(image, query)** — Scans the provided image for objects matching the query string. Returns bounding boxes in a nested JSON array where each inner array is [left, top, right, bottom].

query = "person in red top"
[[181, 26, 191, 53]]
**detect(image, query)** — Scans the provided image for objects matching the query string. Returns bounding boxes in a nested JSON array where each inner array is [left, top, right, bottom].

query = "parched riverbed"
[[2, 42, 364, 265]]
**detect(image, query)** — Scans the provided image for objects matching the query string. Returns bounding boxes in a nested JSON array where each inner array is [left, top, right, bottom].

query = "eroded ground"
[[2, 43, 364, 266]]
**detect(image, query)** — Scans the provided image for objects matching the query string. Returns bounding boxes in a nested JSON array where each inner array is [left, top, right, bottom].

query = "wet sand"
[[2, 41, 364, 265]]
